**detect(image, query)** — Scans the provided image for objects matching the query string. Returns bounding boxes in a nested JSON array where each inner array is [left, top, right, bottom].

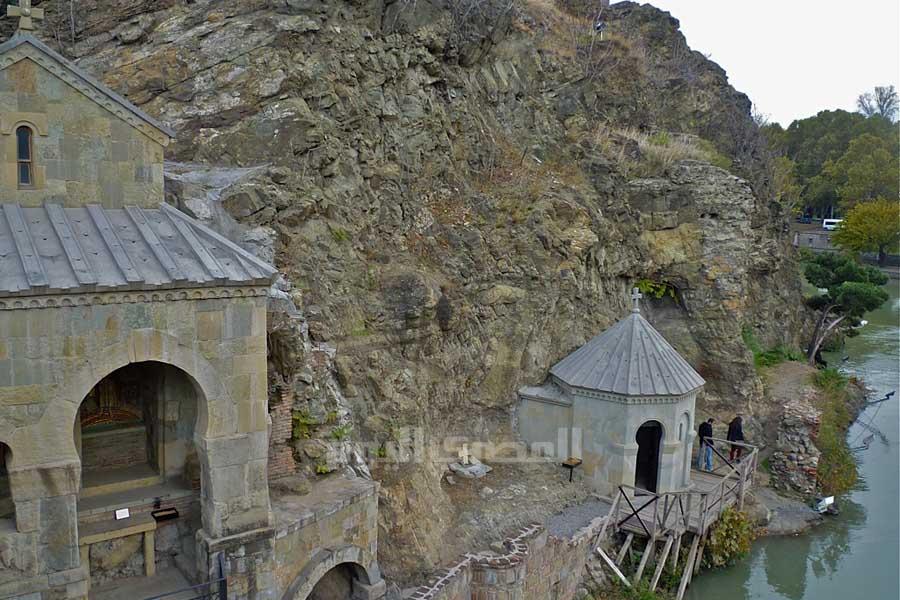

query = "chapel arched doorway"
[[635, 420, 663, 493], [75, 361, 204, 586]]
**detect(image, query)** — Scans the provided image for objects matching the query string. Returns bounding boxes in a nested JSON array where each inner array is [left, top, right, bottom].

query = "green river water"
[[686, 282, 900, 600]]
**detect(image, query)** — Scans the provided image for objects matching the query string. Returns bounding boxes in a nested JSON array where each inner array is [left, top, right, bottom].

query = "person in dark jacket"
[[727, 416, 745, 461], [697, 418, 715, 471]]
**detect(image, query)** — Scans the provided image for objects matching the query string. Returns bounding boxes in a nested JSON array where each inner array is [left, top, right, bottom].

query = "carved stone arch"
[[61, 328, 236, 444], [282, 545, 380, 600], [52, 328, 241, 536]]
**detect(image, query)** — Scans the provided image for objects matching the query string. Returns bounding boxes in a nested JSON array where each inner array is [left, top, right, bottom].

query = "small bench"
[[79, 512, 157, 588]]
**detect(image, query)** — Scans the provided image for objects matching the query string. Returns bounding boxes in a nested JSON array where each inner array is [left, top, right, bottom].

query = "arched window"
[[16, 125, 34, 188]]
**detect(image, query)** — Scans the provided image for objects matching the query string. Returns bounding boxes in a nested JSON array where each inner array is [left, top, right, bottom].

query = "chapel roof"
[[550, 306, 705, 397], [0, 202, 277, 297], [0, 32, 175, 140]]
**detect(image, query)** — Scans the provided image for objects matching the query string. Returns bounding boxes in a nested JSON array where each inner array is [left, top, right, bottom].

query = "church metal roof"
[[0, 32, 175, 139], [0, 202, 277, 297], [550, 308, 705, 397]]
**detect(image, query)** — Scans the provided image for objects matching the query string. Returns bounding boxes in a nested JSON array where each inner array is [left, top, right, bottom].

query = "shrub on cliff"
[[703, 508, 756, 568], [741, 325, 803, 370]]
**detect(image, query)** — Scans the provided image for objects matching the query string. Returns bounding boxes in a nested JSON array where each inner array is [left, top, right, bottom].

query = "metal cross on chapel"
[[7, 0, 44, 32], [631, 287, 643, 313]]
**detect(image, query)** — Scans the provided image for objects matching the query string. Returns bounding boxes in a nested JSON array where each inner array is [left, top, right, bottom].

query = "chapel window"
[[16, 125, 34, 188]]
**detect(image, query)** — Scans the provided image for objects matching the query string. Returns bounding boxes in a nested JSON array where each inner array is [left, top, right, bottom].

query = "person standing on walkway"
[[727, 415, 745, 462], [697, 418, 714, 471]]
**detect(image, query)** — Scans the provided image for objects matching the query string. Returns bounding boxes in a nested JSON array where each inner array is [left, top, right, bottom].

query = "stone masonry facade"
[[0, 290, 274, 599], [0, 40, 166, 208], [273, 477, 383, 600], [0, 26, 388, 600], [411, 514, 606, 600]]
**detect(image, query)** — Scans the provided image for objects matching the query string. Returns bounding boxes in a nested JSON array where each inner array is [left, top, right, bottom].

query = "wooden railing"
[[594, 441, 759, 600], [599, 439, 758, 540]]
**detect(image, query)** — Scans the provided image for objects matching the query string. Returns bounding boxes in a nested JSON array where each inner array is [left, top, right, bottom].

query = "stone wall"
[[769, 396, 821, 496], [0, 48, 167, 208], [0, 289, 272, 600], [411, 518, 605, 600], [272, 477, 382, 600]]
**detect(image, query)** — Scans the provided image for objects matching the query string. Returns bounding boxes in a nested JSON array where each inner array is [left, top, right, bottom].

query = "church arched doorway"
[[75, 361, 204, 586], [635, 420, 663, 493], [76, 362, 201, 494]]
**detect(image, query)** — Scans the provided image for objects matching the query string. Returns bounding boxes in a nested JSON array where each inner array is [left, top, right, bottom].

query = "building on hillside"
[[0, 7, 385, 600], [517, 289, 705, 496]]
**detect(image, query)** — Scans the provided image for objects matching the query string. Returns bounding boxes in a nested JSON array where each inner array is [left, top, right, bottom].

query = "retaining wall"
[[411, 513, 607, 600]]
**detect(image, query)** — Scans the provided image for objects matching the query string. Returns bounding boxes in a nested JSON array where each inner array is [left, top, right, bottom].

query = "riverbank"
[[685, 282, 899, 599], [698, 358, 868, 540]]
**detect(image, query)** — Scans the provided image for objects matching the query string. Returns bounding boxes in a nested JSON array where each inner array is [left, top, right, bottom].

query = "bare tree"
[[857, 85, 899, 121]]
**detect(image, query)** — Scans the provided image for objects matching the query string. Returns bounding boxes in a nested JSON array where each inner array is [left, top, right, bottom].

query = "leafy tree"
[[772, 155, 801, 212], [821, 134, 899, 204], [774, 110, 898, 215], [803, 253, 888, 364], [857, 85, 899, 122], [832, 199, 900, 265]]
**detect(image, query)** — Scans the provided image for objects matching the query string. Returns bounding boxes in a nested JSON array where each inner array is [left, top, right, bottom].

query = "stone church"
[[0, 7, 384, 600], [518, 290, 705, 496]]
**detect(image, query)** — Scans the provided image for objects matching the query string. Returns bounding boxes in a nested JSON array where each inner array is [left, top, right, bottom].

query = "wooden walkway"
[[603, 438, 759, 539], [593, 438, 759, 600]]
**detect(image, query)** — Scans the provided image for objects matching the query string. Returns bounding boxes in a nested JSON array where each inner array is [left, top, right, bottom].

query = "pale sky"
[[626, 1, 900, 126]]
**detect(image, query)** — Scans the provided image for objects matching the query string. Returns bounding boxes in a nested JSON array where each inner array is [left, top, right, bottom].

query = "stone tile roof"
[[0, 202, 277, 297], [550, 311, 705, 397], [0, 32, 175, 140]]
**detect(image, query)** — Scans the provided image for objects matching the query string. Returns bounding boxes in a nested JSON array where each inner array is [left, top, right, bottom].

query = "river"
[[686, 281, 900, 600]]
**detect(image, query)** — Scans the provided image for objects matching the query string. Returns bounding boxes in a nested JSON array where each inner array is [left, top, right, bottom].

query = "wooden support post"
[[633, 536, 656, 584], [670, 532, 683, 572], [597, 490, 621, 543], [693, 532, 707, 577], [653, 497, 660, 533], [738, 460, 747, 511], [597, 547, 631, 588], [650, 535, 675, 592], [698, 494, 708, 535], [616, 532, 634, 566], [718, 480, 726, 517], [676, 535, 700, 600]]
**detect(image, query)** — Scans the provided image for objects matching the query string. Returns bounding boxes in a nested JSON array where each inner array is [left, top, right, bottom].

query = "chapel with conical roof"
[[518, 288, 705, 495]]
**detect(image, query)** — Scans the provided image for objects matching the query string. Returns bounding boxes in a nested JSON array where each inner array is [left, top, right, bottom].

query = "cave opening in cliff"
[[635, 420, 663, 493]]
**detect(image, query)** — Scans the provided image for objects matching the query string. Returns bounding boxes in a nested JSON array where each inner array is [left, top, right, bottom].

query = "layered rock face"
[[13, 0, 805, 582]]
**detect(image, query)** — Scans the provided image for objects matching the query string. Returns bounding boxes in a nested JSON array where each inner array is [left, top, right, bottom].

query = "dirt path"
[[764, 361, 817, 406]]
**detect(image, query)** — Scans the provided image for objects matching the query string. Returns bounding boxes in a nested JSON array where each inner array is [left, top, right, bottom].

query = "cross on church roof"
[[631, 287, 643, 313], [6, 0, 44, 32]]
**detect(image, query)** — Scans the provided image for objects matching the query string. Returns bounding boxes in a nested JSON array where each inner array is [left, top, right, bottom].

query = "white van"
[[823, 219, 843, 231]]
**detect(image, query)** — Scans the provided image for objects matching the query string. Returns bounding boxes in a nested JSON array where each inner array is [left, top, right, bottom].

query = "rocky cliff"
[[10, 0, 805, 583]]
